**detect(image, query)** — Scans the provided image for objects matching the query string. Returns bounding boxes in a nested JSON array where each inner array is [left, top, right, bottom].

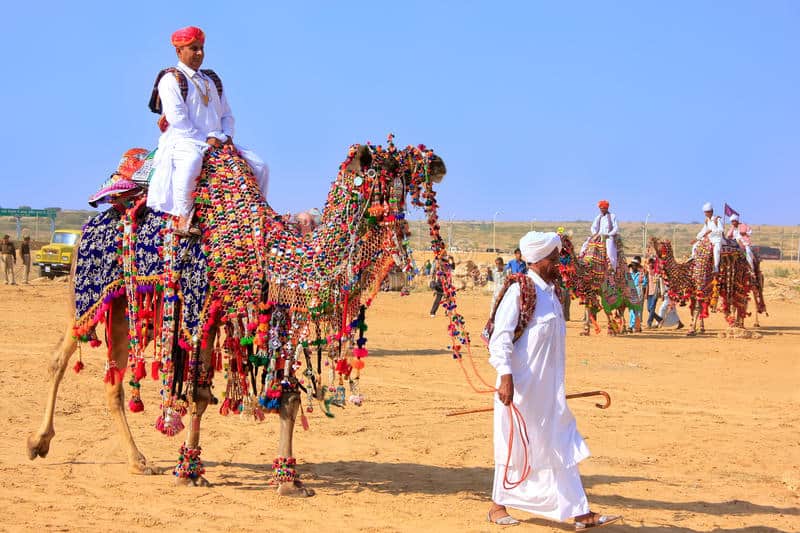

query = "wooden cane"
[[445, 390, 611, 417]]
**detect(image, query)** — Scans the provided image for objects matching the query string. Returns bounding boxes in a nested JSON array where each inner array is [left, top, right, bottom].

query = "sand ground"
[[0, 280, 797, 533]]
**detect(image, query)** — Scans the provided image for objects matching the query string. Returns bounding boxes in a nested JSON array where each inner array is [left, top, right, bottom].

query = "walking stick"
[[445, 390, 611, 417]]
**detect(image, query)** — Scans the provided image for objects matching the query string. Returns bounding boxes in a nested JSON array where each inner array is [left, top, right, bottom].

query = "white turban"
[[520, 231, 562, 264], [702, 202, 713, 212], [730, 214, 739, 222]]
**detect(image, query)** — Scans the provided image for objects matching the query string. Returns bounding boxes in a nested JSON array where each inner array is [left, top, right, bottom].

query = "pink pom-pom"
[[89, 339, 102, 348], [353, 348, 368, 359]]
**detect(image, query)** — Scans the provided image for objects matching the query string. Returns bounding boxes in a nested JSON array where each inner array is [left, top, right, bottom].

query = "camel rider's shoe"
[[575, 512, 622, 530], [174, 214, 202, 238]]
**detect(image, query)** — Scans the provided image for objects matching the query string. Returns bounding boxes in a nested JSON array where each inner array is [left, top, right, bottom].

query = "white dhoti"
[[605, 237, 618, 270], [492, 464, 589, 521], [489, 270, 591, 522], [711, 240, 721, 272], [147, 139, 269, 217]]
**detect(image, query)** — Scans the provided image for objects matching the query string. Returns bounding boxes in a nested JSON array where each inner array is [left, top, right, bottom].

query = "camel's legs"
[[102, 298, 160, 475], [174, 328, 215, 487], [27, 322, 77, 460], [276, 391, 314, 497]]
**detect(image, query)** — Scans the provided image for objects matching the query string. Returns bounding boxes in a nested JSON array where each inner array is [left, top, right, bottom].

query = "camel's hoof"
[[277, 480, 316, 498], [130, 461, 164, 476], [175, 475, 211, 487], [686, 331, 697, 337], [26, 433, 53, 460]]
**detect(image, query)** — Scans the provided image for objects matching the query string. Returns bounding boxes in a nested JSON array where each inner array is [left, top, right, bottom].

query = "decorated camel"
[[651, 237, 763, 335], [569, 235, 634, 335], [27, 136, 446, 496]]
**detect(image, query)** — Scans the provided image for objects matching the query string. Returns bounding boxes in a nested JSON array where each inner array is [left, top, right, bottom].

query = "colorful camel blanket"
[[73, 206, 209, 340], [73, 146, 269, 346]]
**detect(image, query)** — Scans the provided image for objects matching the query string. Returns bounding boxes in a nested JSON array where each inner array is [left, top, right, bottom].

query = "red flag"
[[724, 203, 739, 218]]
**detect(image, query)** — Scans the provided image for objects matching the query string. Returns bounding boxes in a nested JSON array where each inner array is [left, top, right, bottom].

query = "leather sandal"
[[575, 512, 621, 530]]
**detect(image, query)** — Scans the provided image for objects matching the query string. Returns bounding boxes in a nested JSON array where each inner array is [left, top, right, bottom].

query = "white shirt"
[[158, 61, 234, 147], [590, 212, 618, 237], [696, 217, 724, 244], [488, 270, 590, 470]]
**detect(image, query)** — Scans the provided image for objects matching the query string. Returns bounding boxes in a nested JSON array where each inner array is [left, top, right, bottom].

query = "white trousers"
[[605, 237, 618, 270], [579, 236, 617, 269], [492, 463, 590, 522], [743, 245, 754, 270], [691, 241, 721, 272], [147, 140, 270, 217]]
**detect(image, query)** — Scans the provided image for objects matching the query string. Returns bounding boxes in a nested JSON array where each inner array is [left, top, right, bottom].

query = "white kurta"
[[581, 212, 619, 269], [694, 217, 724, 270], [488, 271, 590, 521], [147, 61, 269, 217]]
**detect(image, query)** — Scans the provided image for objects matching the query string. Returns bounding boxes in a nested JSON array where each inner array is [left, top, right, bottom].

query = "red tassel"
[[73, 360, 85, 374], [134, 360, 147, 381], [104, 367, 116, 385], [128, 397, 144, 412], [214, 350, 223, 372], [89, 339, 102, 348], [151, 360, 162, 380], [300, 412, 310, 431]]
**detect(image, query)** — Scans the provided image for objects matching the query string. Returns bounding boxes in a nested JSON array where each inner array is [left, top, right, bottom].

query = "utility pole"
[[493, 211, 502, 252], [642, 213, 650, 257]]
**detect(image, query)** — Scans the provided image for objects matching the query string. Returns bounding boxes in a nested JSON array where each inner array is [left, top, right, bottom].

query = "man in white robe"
[[146, 26, 269, 232], [487, 231, 620, 529], [581, 200, 619, 270], [691, 202, 724, 272]]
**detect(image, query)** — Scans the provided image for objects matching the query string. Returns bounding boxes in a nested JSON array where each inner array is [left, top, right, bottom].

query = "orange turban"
[[597, 200, 610, 209], [171, 26, 205, 48]]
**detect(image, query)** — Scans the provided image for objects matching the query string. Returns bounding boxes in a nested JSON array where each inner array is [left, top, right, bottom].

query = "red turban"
[[171, 26, 205, 48], [597, 200, 610, 209]]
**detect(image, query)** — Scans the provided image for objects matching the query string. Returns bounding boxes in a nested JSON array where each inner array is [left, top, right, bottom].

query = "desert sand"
[[0, 276, 798, 532]]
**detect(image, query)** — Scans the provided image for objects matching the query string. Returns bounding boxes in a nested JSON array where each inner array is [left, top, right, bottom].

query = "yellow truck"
[[34, 229, 82, 278]]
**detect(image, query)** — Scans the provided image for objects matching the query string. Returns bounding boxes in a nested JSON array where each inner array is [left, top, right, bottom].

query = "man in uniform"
[[1, 235, 16, 285]]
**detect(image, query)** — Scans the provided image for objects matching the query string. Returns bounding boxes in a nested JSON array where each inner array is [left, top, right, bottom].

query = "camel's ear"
[[428, 154, 446, 183], [345, 145, 372, 172]]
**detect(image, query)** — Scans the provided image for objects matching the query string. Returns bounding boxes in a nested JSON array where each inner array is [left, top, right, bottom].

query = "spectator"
[[645, 257, 662, 328], [504, 248, 527, 274], [20, 236, 32, 284], [429, 255, 448, 317], [490, 257, 507, 310], [1, 235, 16, 285]]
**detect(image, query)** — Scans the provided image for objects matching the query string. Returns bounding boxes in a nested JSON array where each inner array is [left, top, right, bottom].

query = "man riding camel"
[[726, 214, 754, 270], [146, 26, 270, 234], [692, 202, 723, 273], [582, 200, 619, 270]]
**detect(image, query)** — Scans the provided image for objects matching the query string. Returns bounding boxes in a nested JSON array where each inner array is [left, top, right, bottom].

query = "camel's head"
[[650, 238, 672, 262]]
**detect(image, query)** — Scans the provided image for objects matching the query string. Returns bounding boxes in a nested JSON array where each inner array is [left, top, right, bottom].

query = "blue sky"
[[1, 1, 798, 225]]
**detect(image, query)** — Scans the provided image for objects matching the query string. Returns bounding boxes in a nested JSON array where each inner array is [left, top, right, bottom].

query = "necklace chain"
[[188, 72, 211, 106]]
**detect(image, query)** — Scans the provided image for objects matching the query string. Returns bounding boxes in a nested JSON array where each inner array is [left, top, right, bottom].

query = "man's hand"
[[206, 137, 222, 148], [498, 374, 514, 406]]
